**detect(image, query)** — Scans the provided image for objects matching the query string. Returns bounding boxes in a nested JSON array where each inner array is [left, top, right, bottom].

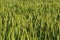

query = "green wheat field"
[[0, 0, 60, 40]]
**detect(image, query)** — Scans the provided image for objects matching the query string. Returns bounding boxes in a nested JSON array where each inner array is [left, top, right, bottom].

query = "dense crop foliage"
[[0, 0, 60, 40]]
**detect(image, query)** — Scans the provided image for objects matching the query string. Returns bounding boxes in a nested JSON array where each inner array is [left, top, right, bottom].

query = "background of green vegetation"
[[0, 0, 60, 40]]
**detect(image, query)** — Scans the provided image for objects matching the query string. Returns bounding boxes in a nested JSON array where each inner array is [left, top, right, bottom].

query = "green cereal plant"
[[0, 0, 60, 40]]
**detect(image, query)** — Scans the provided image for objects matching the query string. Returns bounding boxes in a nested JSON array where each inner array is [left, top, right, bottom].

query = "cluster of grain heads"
[[0, 0, 60, 40]]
